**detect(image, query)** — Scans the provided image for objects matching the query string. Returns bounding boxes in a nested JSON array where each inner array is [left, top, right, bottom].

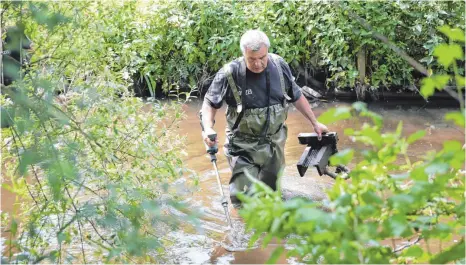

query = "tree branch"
[[393, 237, 422, 253]]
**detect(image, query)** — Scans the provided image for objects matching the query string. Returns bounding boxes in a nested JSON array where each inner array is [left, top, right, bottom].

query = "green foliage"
[[240, 27, 465, 264], [7, 0, 462, 96], [1, 2, 197, 263]]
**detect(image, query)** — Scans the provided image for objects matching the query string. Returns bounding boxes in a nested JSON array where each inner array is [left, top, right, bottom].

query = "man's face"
[[244, 45, 268, 73]]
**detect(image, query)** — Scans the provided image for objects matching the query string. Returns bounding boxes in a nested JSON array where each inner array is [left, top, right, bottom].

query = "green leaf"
[[403, 245, 424, 258], [270, 217, 281, 233], [389, 194, 415, 213], [317, 107, 352, 124], [47, 170, 62, 201], [428, 223, 452, 239], [419, 79, 434, 98], [407, 130, 426, 144], [387, 214, 409, 236], [262, 234, 274, 248], [330, 149, 354, 166], [58, 232, 68, 244], [19, 150, 41, 176], [445, 111, 465, 127], [355, 205, 377, 218], [266, 246, 284, 264], [296, 208, 325, 222], [443, 140, 462, 152], [283, 198, 305, 210], [421, 75, 450, 98], [335, 193, 352, 207], [10, 219, 18, 236], [433, 44, 464, 68], [430, 240, 465, 264], [361, 191, 383, 205], [410, 166, 428, 181], [395, 121, 403, 136], [456, 76, 465, 87], [438, 25, 465, 42]]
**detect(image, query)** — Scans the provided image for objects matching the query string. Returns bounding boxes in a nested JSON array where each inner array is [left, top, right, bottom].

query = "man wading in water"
[[201, 29, 328, 214]]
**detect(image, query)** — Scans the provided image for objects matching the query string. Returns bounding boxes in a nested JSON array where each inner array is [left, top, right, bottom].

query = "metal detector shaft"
[[211, 159, 233, 228], [199, 112, 233, 228]]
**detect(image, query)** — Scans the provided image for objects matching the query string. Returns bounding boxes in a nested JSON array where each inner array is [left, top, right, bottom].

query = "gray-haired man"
[[201, 29, 328, 209]]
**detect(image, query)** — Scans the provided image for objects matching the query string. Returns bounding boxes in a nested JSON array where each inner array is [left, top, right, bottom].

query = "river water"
[[1, 100, 463, 264], [169, 100, 464, 264]]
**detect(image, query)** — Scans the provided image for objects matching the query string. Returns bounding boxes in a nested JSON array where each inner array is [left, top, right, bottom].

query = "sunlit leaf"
[[438, 25, 465, 42], [330, 148, 354, 166], [455, 76, 465, 87], [407, 130, 426, 144], [317, 107, 352, 124], [433, 44, 464, 68], [403, 245, 424, 258], [420, 75, 450, 98], [270, 217, 282, 233], [445, 111, 465, 127], [443, 140, 462, 152], [410, 166, 428, 181]]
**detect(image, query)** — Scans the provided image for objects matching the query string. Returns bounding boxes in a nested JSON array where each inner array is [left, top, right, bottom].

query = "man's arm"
[[293, 95, 329, 138], [201, 100, 218, 147]]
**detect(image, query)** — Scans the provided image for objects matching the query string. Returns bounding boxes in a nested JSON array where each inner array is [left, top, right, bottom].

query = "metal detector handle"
[[199, 112, 218, 156], [206, 134, 218, 155]]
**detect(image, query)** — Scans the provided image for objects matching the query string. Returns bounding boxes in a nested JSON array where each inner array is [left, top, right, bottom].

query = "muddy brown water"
[[1, 100, 463, 263], [173, 100, 464, 264]]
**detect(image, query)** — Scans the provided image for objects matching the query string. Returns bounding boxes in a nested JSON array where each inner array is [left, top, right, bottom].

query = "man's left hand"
[[313, 122, 329, 140]]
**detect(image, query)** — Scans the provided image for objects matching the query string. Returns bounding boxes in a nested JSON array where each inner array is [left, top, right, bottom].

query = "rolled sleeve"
[[204, 68, 228, 109], [280, 59, 302, 103]]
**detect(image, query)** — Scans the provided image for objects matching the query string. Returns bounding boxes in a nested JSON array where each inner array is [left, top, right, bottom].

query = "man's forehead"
[[245, 46, 268, 58]]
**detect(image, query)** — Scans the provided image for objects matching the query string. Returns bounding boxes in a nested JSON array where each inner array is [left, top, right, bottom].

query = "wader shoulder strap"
[[223, 59, 244, 113], [259, 67, 272, 142], [270, 54, 291, 101], [224, 57, 246, 132]]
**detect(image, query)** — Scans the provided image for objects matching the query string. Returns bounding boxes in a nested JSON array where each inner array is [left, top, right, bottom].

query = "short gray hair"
[[239, 30, 270, 54]]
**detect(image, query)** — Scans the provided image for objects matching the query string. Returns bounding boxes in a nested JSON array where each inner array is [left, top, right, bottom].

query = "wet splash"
[[221, 219, 258, 252]]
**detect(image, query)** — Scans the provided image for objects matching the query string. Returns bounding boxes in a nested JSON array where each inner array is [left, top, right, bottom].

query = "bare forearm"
[[293, 95, 318, 126], [201, 100, 217, 129]]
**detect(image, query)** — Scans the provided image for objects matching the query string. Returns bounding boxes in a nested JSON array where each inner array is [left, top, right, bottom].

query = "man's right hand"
[[203, 127, 218, 147]]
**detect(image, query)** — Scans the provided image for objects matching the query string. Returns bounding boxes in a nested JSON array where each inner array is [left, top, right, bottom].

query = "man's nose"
[[254, 60, 261, 67]]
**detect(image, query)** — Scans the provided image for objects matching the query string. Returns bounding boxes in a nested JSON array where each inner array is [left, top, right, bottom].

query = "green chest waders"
[[223, 54, 290, 208]]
